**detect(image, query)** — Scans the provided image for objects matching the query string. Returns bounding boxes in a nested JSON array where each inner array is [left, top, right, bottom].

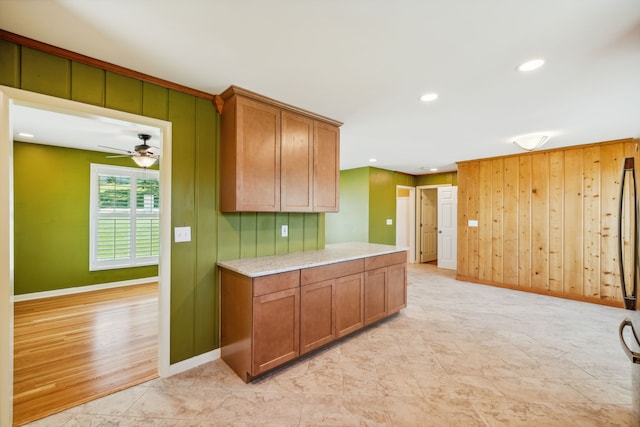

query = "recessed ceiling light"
[[420, 93, 438, 102], [517, 59, 545, 72], [18, 132, 34, 138], [430, 168, 438, 172], [369, 158, 377, 163]]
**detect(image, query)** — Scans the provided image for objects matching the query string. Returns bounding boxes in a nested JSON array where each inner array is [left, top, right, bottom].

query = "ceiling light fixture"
[[513, 135, 548, 151], [430, 168, 438, 172], [420, 93, 438, 102], [17, 132, 34, 138], [369, 158, 377, 163], [517, 59, 545, 72]]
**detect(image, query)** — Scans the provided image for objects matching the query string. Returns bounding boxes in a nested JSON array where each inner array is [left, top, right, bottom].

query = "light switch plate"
[[174, 226, 191, 242], [386, 219, 393, 225], [468, 220, 479, 227]]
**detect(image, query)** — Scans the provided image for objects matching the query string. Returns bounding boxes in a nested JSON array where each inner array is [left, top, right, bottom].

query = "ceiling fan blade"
[[98, 144, 134, 154]]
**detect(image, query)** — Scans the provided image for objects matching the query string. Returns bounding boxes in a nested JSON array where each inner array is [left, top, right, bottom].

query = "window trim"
[[89, 163, 160, 271]]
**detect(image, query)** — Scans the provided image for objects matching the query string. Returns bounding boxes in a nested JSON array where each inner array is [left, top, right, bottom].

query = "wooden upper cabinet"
[[219, 86, 342, 212], [281, 111, 314, 212], [314, 121, 340, 212], [220, 94, 281, 212]]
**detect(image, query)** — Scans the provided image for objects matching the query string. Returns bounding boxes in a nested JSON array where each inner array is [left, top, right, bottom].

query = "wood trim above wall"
[[0, 29, 215, 101]]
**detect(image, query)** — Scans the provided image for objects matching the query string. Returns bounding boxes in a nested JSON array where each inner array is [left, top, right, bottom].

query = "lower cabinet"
[[220, 250, 407, 382], [300, 279, 335, 354], [253, 287, 300, 375]]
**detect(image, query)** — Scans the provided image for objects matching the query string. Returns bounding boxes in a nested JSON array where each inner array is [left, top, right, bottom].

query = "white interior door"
[[437, 186, 457, 270], [420, 189, 437, 263], [396, 186, 415, 262]]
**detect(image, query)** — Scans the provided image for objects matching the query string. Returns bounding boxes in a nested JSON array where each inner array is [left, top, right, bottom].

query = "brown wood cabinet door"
[[364, 267, 387, 325], [387, 263, 407, 314], [300, 279, 335, 354], [281, 111, 314, 212], [335, 273, 365, 337], [313, 121, 340, 212], [236, 96, 281, 211], [252, 288, 299, 376]]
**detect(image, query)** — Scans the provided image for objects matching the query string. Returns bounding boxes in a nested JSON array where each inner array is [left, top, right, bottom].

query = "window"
[[90, 164, 160, 271]]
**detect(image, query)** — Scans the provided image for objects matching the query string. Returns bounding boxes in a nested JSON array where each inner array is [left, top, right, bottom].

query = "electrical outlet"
[[281, 225, 288, 237], [174, 226, 191, 242]]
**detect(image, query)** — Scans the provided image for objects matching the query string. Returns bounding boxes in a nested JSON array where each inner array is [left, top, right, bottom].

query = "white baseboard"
[[167, 349, 220, 377], [13, 277, 159, 302]]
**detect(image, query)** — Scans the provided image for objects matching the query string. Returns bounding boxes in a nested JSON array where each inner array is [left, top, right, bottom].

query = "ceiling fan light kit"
[[99, 133, 159, 168]]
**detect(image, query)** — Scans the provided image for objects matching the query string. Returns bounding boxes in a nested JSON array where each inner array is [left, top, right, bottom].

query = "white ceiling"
[[2, 0, 640, 174]]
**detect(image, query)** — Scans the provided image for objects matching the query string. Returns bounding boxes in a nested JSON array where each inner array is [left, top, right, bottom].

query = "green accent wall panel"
[[168, 89, 197, 364], [303, 214, 319, 251], [0, 40, 20, 87], [13, 143, 157, 294], [240, 213, 258, 258], [275, 212, 289, 255], [71, 62, 105, 106], [143, 82, 169, 120], [288, 213, 305, 253], [326, 167, 369, 244], [194, 98, 218, 353], [217, 213, 241, 261], [318, 214, 325, 248], [368, 168, 396, 245], [21, 47, 70, 98], [105, 71, 142, 114], [256, 213, 276, 257]]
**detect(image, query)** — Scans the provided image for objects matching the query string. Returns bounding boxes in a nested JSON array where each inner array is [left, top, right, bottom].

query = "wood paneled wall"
[[457, 138, 638, 307]]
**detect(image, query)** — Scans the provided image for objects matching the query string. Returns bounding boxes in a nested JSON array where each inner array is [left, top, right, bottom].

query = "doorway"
[[0, 86, 173, 425], [416, 184, 458, 270], [395, 186, 416, 262]]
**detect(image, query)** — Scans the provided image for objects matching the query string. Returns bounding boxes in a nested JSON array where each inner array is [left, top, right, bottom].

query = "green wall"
[[13, 142, 158, 294], [415, 171, 457, 186], [325, 167, 369, 244], [327, 167, 416, 245], [1, 40, 327, 364]]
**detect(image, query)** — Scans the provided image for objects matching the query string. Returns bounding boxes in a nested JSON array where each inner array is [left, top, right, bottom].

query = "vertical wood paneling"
[[563, 148, 584, 295], [256, 213, 276, 257], [21, 47, 70, 99], [491, 159, 504, 283], [531, 153, 549, 289], [288, 213, 305, 253], [548, 151, 564, 293], [303, 214, 319, 251], [583, 146, 601, 298], [240, 213, 258, 258], [456, 163, 470, 277], [457, 139, 634, 306], [275, 212, 290, 255], [467, 162, 480, 279], [70, 62, 104, 106], [518, 155, 532, 287], [105, 71, 143, 114], [503, 157, 519, 285], [478, 161, 492, 281], [600, 143, 623, 300], [0, 40, 20, 87]]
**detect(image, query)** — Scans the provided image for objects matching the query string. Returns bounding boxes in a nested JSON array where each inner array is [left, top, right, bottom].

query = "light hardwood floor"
[[13, 283, 158, 426]]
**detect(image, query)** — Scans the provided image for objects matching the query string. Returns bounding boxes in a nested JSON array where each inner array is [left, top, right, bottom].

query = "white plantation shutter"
[[90, 164, 159, 270]]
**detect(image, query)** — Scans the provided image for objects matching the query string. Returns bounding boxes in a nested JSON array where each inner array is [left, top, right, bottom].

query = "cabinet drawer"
[[301, 259, 364, 285], [253, 270, 300, 296], [365, 251, 407, 270]]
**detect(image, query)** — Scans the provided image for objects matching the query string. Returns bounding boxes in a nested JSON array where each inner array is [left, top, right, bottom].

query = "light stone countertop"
[[217, 242, 407, 277]]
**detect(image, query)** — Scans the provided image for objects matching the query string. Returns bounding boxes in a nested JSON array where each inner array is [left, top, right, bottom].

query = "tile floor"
[[24, 263, 639, 426]]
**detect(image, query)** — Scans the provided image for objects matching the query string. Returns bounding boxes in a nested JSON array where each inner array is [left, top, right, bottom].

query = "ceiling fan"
[[100, 133, 159, 168]]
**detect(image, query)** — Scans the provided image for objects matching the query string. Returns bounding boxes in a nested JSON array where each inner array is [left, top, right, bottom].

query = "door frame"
[[0, 86, 173, 426], [416, 184, 452, 266], [395, 185, 416, 262]]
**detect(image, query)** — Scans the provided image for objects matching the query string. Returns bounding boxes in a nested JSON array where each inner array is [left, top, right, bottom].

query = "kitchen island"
[[218, 242, 408, 382]]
